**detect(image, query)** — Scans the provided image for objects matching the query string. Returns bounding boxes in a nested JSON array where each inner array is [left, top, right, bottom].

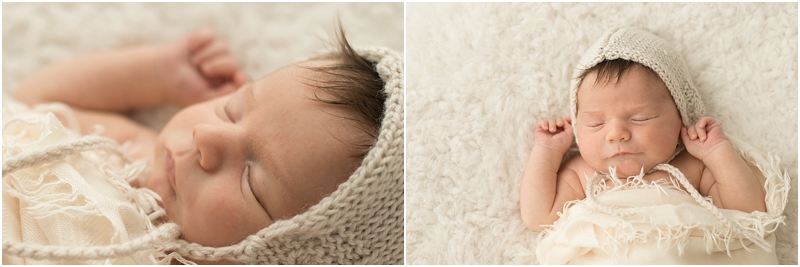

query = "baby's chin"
[[608, 158, 647, 178]]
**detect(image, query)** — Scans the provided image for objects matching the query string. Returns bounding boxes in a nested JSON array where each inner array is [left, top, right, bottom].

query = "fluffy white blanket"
[[406, 3, 797, 264]]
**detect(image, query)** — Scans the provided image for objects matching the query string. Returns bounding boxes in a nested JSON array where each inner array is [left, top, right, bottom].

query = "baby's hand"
[[680, 117, 729, 162], [161, 28, 248, 107], [534, 116, 574, 154]]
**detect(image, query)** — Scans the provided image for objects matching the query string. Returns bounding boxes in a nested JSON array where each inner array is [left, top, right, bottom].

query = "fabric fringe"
[[4, 169, 98, 220], [3, 100, 183, 264], [540, 164, 783, 260]]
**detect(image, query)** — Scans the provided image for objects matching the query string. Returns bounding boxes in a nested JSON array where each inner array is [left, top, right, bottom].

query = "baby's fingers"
[[697, 124, 707, 142], [536, 121, 549, 132], [201, 57, 239, 79], [186, 28, 216, 54], [687, 125, 698, 140], [191, 41, 230, 66], [539, 120, 557, 133], [562, 118, 574, 134], [548, 120, 558, 132]]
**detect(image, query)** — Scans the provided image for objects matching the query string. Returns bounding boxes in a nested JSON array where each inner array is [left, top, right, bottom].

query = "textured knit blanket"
[[407, 2, 797, 264]]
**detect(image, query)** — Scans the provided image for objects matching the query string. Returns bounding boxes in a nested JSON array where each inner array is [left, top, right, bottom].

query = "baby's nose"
[[606, 123, 631, 142], [193, 124, 224, 172]]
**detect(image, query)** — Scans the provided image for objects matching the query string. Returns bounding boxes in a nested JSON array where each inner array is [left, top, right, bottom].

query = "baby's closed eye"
[[585, 121, 604, 128], [631, 115, 658, 122]]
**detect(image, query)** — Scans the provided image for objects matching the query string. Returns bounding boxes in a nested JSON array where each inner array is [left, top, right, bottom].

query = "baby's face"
[[575, 64, 682, 177], [146, 60, 363, 247]]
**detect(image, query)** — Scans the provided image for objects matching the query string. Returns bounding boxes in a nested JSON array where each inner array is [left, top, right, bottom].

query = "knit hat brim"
[[570, 27, 705, 146]]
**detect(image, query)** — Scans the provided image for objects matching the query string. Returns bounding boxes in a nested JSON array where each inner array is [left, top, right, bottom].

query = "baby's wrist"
[[530, 146, 565, 173], [534, 143, 568, 155], [699, 140, 735, 165], [115, 45, 173, 107], [155, 46, 180, 105]]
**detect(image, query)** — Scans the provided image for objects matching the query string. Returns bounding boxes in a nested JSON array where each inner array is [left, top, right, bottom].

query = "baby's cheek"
[[185, 194, 249, 246]]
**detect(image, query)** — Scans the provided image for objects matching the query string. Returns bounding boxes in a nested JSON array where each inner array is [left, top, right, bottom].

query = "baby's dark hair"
[[303, 23, 386, 159], [576, 58, 656, 88]]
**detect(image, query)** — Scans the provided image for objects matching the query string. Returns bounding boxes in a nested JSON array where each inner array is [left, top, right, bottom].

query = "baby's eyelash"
[[244, 164, 267, 209], [632, 116, 657, 122]]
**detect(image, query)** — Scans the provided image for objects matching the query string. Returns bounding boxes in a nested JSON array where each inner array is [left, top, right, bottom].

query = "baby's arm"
[[520, 117, 585, 231], [13, 29, 246, 161], [14, 29, 246, 113], [681, 117, 766, 212], [14, 46, 173, 112]]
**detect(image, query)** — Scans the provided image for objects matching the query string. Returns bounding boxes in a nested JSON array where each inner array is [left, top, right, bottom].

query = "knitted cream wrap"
[[570, 27, 706, 144], [2, 46, 404, 264]]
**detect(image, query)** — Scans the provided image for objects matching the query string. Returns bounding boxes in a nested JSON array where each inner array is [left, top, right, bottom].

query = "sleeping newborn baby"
[[6, 27, 395, 264], [520, 27, 778, 264]]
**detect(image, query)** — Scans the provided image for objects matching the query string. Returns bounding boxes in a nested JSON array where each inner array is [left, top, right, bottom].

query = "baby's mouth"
[[611, 151, 634, 158]]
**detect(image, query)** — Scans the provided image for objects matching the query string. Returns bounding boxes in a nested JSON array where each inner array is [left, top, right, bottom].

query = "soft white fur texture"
[[407, 3, 797, 264], [2, 2, 403, 129]]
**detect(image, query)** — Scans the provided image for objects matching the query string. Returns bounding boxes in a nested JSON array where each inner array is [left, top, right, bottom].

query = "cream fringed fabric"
[[2, 100, 172, 264], [2, 46, 404, 264], [536, 136, 789, 264]]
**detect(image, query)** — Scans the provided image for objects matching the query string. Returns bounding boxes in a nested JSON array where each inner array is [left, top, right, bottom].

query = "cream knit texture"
[[2, 46, 404, 264], [570, 27, 707, 144]]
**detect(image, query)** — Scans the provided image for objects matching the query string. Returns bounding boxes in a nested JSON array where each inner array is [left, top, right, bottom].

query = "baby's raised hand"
[[162, 28, 248, 107], [680, 117, 728, 161], [534, 116, 574, 154]]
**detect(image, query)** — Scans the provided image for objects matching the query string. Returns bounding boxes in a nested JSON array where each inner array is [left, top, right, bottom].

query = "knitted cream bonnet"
[[2, 46, 404, 264], [570, 27, 706, 145]]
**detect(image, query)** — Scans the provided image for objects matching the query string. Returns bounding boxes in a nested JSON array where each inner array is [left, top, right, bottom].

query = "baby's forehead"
[[582, 63, 659, 86], [578, 66, 674, 102]]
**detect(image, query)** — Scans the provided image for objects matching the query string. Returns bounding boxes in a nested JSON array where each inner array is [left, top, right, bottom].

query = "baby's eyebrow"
[[580, 110, 603, 116]]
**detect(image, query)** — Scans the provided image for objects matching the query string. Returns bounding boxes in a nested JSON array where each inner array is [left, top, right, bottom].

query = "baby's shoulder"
[[664, 149, 707, 191], [670, 149, 705, 177], [561, 154, 591, 176], [560, 154, 594, 187]]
